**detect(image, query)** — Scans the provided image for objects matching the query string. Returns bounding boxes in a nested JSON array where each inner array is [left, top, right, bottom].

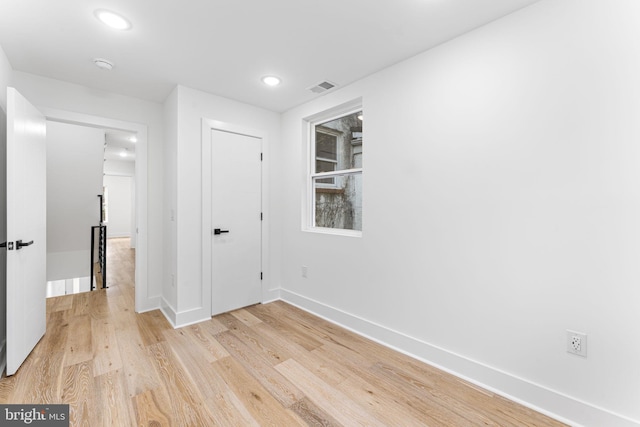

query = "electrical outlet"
[[566, 330, 587, 357], [301, 266, 308, 278]]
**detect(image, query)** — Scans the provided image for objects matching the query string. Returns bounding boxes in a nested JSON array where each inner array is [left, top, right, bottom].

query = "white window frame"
[[304, 100, 363, 237]]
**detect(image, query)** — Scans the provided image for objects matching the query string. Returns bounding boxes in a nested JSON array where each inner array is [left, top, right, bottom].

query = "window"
[[308, 108, 363, 233]]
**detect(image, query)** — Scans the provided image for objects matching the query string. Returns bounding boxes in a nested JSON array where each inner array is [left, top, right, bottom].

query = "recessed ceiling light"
[[93, 58, 114, 71], [94, 9, 132, 30], [129, 136, 137, 143], [261, 76, 281, 87]]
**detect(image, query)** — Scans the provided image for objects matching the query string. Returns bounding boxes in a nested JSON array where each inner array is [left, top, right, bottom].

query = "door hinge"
[[260, 212, 263, 221], [260, 272, 263, 280], [260, 152, 263, 161]]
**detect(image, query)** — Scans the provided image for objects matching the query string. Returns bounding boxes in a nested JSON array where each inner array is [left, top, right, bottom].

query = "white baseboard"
[[280, 289, 639, 427], [107, 232, 131, 239], [135, 295, 161, 314], [159, 297, 177, 327], [159, 297, 211, 329], [262, 287, 281, 305]]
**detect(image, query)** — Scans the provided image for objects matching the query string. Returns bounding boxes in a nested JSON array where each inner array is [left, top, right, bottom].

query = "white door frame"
[[39, 107, 155, 313], [201, 118, 270, 316]]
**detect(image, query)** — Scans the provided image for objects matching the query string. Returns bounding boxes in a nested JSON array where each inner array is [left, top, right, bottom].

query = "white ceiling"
[[104, 129, 136, 163], [0, 0, 541, 112]]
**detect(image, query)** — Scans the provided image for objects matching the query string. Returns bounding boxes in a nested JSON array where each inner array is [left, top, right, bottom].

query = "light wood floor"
[[0, 237, 566, 426]]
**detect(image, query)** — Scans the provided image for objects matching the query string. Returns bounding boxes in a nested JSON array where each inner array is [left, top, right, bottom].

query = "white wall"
[[46, 121, 104, 280], [104, 159, 135, 176], [104, 159, 136, 247], [0, 44, 12, 372], [277, 1, 640, 425], [0, 43, 11, 111], [12, 71, 164, 310], [104, 175, 132, 238], [162, 85, 280, 326]]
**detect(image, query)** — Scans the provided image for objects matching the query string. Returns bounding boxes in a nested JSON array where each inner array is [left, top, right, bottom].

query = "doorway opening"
[[40, 107, 150, 313], [45, 124, 137, 297]]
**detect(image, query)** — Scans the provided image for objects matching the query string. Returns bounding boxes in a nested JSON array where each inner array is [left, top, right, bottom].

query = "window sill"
[[303, 227, 362, 238]]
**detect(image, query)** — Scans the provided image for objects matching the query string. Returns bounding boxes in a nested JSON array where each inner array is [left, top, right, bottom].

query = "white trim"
[[159, 297, 177, 327], [39, 107, 153, 313], [201, 118, 270, 317], [303, 227, 362, 238], [312, 168, 362, 179], [279, 289, 640, 427], [159, 296, 213, 329], [106, 232, 130, 238]]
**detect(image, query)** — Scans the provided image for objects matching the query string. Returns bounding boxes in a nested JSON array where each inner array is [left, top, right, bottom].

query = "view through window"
[[310, 109, 363, 232]]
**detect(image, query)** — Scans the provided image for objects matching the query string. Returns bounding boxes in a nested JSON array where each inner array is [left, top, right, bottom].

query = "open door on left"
[[6, 87, 47, 376]]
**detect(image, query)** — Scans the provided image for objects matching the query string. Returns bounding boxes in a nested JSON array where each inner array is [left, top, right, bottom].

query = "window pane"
[[316, 159, 336, 173], [314, 173, 362, 231], [316, 111, 363, 172], [316, 132, 337, 161]]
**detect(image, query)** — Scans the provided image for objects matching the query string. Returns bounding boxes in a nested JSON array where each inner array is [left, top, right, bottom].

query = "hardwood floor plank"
[[254, 323, 349, 387], [94, 370, 136, 427], [230, 307, 263, 326], [163, 328, 231, 399], [113, 311, 162, 397], [246, 303, 325, 351], [0, 375, 16, 402], [217, 312, 292, 366], [88, 289, 111, 320], [71, 291, 92, 317], [198, 316, 229, 335], [146, 342, 219, 426], [289, 397, 342, 427], [184, 323, 230, 361], [136, 310, 170, 347], [215, 329, 305, 407], [62, 362, 95, 426], [38, 310, 70, 355], [132, 388, 172, 427], [91, 316, 123, 376], [47, 294, 73, 313], [275, 358, 387, 427], [203, 389, 262, 427], [63, 314, 92, 367], [213, 356, 307, 426]]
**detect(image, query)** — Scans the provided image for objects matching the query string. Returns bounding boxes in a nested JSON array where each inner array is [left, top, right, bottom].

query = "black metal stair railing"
[[90, 225, 107, 290], [91, 194, 107, 290]]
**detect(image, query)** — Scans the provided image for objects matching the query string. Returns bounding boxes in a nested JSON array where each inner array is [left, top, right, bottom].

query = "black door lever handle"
[[16, 240, 34, 249], [213, 229, 229, 235]]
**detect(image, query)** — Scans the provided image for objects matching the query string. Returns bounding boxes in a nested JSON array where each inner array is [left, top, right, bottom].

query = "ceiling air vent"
[[308, 80, 337, 94]]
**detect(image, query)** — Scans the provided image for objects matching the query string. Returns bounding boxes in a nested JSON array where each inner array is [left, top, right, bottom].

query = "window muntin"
[[309, 109, 363, 232]]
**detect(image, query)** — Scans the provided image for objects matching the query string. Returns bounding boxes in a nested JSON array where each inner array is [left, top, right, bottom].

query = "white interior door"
[[211, 129, 262, 315], [6, 87, 47, 375]]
